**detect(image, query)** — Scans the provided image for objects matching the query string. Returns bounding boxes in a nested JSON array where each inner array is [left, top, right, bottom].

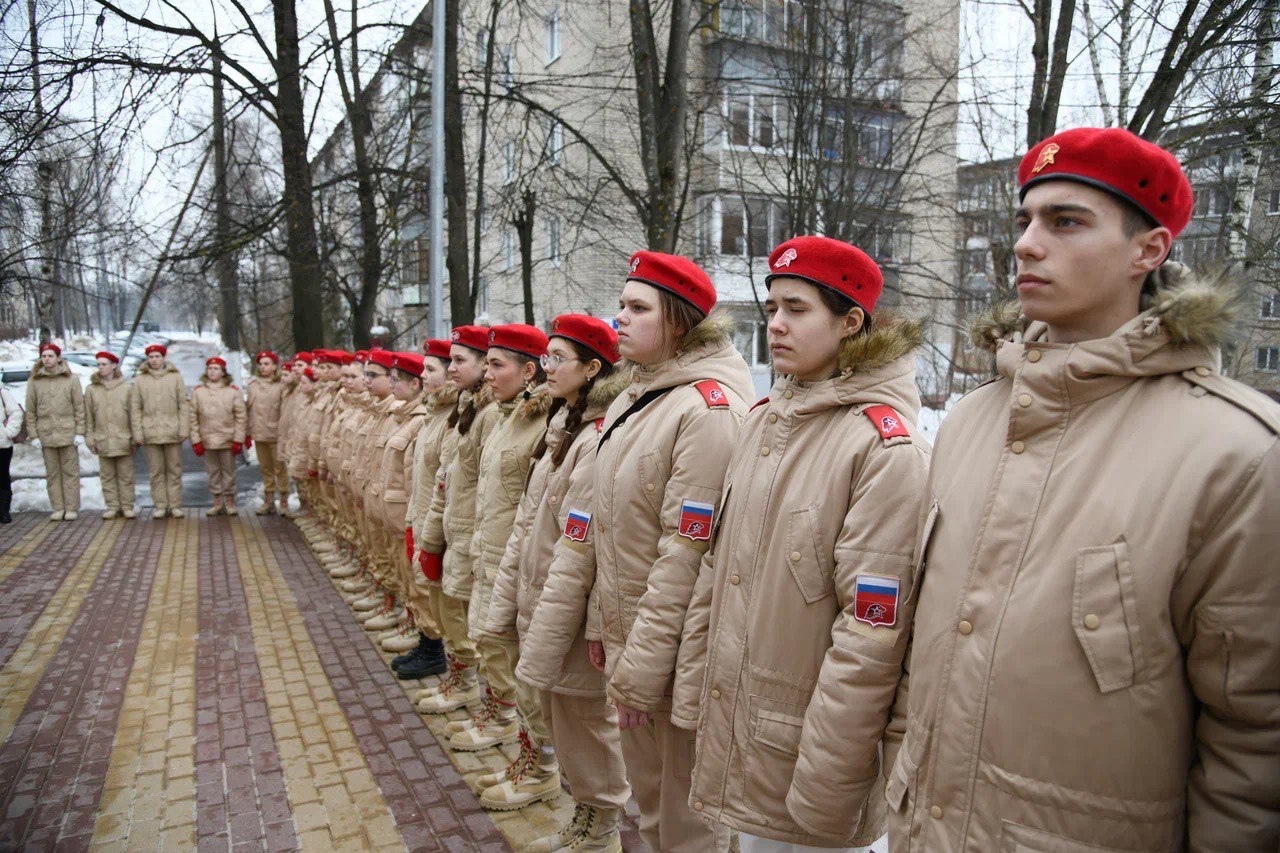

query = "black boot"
[[396, 636, 448, 680], [391, 633, 430, 670]]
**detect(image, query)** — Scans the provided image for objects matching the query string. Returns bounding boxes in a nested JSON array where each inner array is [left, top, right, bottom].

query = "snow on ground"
[[11, 440, 105, 512]]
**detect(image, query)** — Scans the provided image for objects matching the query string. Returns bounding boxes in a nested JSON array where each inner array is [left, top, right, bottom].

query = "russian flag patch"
[[564, 508, 592, 542], [853, 574, 900, 627], [677, 499, 715, 541]]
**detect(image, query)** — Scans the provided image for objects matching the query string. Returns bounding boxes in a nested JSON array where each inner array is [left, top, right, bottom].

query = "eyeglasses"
[[539, 353, 580, 370], [363, 370, 388, 380]]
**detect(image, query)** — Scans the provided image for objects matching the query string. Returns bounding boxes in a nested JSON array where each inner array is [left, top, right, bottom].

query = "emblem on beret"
[[1032, 143, 1060, 175], [775, 248, 798, 269], [488, 330, 497, 344], [630, 257, 641, 274], [451, 330, 460, 341], [551, 318, 560, 332]]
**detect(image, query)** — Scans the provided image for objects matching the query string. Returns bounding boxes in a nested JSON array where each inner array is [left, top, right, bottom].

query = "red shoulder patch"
[[750, 396, 770, 412], [862, 405, 910, 441], [694, 380, 730, 409], [594, 417, 605, 433]]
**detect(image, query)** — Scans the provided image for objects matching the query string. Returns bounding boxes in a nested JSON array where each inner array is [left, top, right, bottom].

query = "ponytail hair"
[[450, 379, 484, 435]]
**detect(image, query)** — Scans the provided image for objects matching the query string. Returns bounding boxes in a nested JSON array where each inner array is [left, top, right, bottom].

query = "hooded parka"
[[129, 362, 188, 445], [891, 276, 1280, 853], [675, 316, 931, 848], [372, 398, 427, 531], [190, 375, 246, 450], [489, 371, 628, 696], [84, 372, 134, 457], [276, 382, 299, 457], [246, 372, 285, 442], [286, 383, 317, 479], [26, 360, 85, 448], [408, 385, 458, 545]]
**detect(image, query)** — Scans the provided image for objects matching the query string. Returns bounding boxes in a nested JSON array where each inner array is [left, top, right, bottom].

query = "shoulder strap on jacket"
[[862, 404, 911, 443], [598, 387, 675, 448], [1182, 369, 1280, 436], [749, 395, 770, 412], [693, 379, 730, 409]]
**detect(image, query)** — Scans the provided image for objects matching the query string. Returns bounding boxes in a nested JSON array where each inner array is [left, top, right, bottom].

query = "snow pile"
[[0, 340, 38, 364], [10, 439, 106, 512]]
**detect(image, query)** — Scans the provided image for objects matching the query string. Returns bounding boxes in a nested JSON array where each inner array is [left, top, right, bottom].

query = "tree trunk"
[[470, 0, 502, 312], [1025, 0, 1077, 144], [1226, 0, 1275, 268], [444, 0, 472, 323], [213, 55, 241, 351], [512, 188, 536, 325], [272, 0, 325, 349]]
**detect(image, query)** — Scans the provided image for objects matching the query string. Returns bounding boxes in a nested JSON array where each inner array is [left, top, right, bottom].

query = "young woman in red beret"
[[190, 356, 246, 516], [246, 351, 287, 515], [131, 344, 189, 518], [443, 324, 551, 758], [28, 343, 85, 521], [84, 351, 137, 519], [480, 314, 633, 839], [585, 251, 753, 852], [274, 362, 300, 514], [675, 236, 929, 853], [417, 326, 492, 716]]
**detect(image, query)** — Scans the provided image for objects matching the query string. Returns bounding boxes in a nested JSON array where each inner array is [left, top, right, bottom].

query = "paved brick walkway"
[[0, 511, 650, 852]]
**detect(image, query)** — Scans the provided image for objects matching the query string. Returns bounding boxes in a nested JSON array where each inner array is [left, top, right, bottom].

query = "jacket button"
[[1026, 350, 1042, 363], [790, 551, 801, 562], [958, 620, 973, 635], [730, 575, 741, 585], [1084, 613, 1100, 630], [760, 446, 770, 456], [784, 390, 794, 399], [1194, 366, 1210, 377], [711, 689, 721, 699], [693, 801, 704, 811], [1017, 394, 1032, 407], [550, 496, 559, 503], [645, 483, 655, 492], [1010, 440, 1025, 454], [768, 413, 778, 423], [930, 805, 943, 819]]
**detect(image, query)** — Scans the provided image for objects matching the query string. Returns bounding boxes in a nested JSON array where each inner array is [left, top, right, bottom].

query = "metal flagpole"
[[428, 0, 446, 337]]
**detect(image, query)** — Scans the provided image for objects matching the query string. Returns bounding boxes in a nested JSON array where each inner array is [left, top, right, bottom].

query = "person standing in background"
[[246, 350, 287, 515], [84, 351, 138, 519], [130, 343, 189, 519], [27, 342, 85, 522], [190, 356, 246, 517], [0, 380, 25, 523]]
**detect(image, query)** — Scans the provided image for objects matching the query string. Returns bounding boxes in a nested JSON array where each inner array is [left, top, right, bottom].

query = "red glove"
[[306, 469, 318, 478], [420, 550, 443, 582], [232, 441, 243, 454], [405, 529, 415, 561], [193, 442, 205, 456], [244, 435, 253, 450]]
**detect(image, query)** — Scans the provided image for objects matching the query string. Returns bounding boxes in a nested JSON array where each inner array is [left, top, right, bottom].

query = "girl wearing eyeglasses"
[[190, 356, 246, 517]]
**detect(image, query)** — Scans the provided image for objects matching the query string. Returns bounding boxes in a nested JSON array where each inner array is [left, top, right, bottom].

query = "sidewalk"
[[0, 511, 648, 852]]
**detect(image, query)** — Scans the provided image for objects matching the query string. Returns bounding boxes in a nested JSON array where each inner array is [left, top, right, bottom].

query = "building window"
[[476, 28, 490, 67], [1256, 346, 1279, 372], [502, 229, 516, 271], [1193, 186, 1231, 218], [547, 217, 562, 266], [476, 276, 490, 316], [546, 120, 564, 165], [479, 187, 489, 234], [1262, 292, 1279, 319], [720, 0, 761, 39], [545, 7, 562, 64], [503, 140, 517, 184], [1267, 188, 1280, 216], [733, 320, 770, 367], [500, 45, 515, 89], [720, 196, 789, 256], [725, 92, 778, 149]]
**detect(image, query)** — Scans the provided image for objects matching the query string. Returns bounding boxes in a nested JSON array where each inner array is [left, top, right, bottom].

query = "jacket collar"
[[629, 313, 750, 398], [32, 360, 72, 379]]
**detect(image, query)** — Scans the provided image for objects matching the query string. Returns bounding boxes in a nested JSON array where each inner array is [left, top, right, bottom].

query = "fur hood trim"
[[426, 383, 460, 412], [138, 361, 179, 377], [516, 384, 553, 420], [198, 373, 234, 388], [255, 371, 282, 384], [90, 371, 123, 386], [32, 360, 72, 380], [678, 311, 736, 353], [588, 363, 634, 411], [970, 264, 1239, 352], [838, 312, 925, 375]]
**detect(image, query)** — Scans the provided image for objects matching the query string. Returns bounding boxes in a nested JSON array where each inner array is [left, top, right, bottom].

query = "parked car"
[[0, 362, 32, 386]]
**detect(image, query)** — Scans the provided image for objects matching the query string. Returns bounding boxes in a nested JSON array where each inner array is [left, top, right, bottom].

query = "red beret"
[[338, 351, 356, 366], [39, 342, 62, 356], [95, 350, 119, 363], [317, 350, 343, 365], [303, 367, 315, 381], [422, 339, 452, 360], [627, 251, 716, 316], [766, 236, 884, 315], [355, 349, 369, 362], [549, 314, 620, 364], [488, 324, 549, 359], [368, 349, 395, 371], [293, 352, 314, 364], [256, 350, 279, 363], [283, 360, 296, 371], [1019, 127, 1193, 237], [206, 356, 227, 368], [393, 352, 425, 377], [145, 344, 167, 357], [450, 325, 490, 353]]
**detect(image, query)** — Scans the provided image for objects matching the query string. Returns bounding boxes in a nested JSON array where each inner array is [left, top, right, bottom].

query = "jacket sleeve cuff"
[[605, 682, 661, 715], [669, 711, 698, 732]]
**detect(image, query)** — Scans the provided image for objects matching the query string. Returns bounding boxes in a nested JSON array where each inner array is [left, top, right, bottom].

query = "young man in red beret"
[[130, 342, 189, 518], [247, 351, 287, 515], [892, 128, 1280, 852], [27, 343, 85, 520]]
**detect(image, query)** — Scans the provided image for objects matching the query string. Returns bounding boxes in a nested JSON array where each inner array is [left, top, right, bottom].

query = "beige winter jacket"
[[286, 384, 317, 478], [277, 384, 299, 457], [590, 315, 754, 714], [327, 390, 363, 487], [467, 387, 550, 636], [84, 373, 135, 457], [246, 373, 285, 442], [26, 360, 85, 448], [677, 316, 931, 846], [373, 399, 426, 531], [130, 361, 189, 446], [354, 396, 401, 506], [190, 375, 246, 450], [306, 383, 339, 474], [891, 277, 1280, 853], [421, 387, 496, 600], [491, 372, 628, 697], [408, 386, 459, 543]]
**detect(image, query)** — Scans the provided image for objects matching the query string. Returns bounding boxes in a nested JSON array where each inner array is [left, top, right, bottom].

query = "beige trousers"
[[144, 443, 183, 510], [502, 641, 550, 745], [438, 589, 479, 666], [42, 445, 80, 513], [99, 454, 135, 511], [205, 448, 236, 497], [541, 689, 630, 810], [620, 716, 730, 853], [256, 441, 287, 495], [477, 634, 520, 706]]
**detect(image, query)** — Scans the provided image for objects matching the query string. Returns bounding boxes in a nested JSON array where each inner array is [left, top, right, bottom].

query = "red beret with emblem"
[[353, 349, 368, 363], [368, 349, 395, 371], [488, 324, 549, 359], [145, 343, 167, 357], [393, 352, 425, 377], [303, 367, 315, 381], [293, 351, 313, 364], [450, 325, 490, 353], [283, 360, 296, 371], [39, 342, 62, 356], [422, 339, 452, 360], [206, 356, 227, 369], [95, 350, 119, 363], [627, 251, 716, 316], [339, 351, 356, 366], [256, 350, 279, 363], [550, 314, 620, 364], [766, 235, 884, 315], [1018, 127, 1194, 237]]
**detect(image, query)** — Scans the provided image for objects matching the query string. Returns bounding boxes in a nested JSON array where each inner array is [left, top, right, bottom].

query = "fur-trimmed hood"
[[632, 310, 755, 402], [197, 373, 235, 388], [31, 359, 73, 380], [836, 311, 926, 375], [137, 361, 179, 378], [585, 363, 633, 419], [424, 382, 460, 414], [90, 371, 124, 387], [514, 384, 552, 420]]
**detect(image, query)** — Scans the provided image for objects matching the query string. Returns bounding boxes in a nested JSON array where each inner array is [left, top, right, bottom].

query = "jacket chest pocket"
[[1072, 539, 1147, 693], [499, 449, 527, 503], [786, 506, 834, 604], [636, 450, 665, 515]]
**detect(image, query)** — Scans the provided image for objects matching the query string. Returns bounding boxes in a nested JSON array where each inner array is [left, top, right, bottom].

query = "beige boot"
[[122, 508, 137, 519], [48, 511, 64, 522], [102, 509, 119, 520], [417, 662, 481, 714], [224, 497, 238, 516], [169, 507, 186, 518], [206, 498, 225, 517], [565, 806, 623, 852], [351, 592, 382, 612], [448, 696, 519, 752], [256, 493, 276, 515], [445, 688, 495, 735], [478, 732, 561, 810], [363, 603, 403, 632], [527, 802, 594, 853]]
